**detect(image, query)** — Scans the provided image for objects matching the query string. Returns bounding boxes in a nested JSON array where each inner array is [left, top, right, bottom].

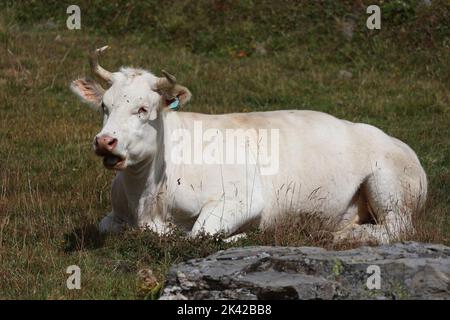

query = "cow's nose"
[[95, 134, 118, 154]]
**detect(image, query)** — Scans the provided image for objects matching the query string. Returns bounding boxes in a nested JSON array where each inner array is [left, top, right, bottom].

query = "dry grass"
[[0, 1, 449, 299], [243, 213, 369, 250]]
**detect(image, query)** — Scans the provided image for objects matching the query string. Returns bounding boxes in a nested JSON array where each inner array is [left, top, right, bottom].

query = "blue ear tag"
[[169, 97, 180, 111]]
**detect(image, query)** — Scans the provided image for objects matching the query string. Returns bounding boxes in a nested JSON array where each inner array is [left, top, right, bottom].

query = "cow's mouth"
[[103, 154, 126, 170]]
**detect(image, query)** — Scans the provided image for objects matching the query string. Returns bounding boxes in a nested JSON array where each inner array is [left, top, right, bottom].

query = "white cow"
[[70, 47, 427, 243]]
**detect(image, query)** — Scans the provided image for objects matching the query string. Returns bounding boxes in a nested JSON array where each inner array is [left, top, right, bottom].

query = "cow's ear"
[[153, 71, 192, 110], [173, 84, 192, 107], [70, 78, 105, 110], [159, 84, 192, 110]]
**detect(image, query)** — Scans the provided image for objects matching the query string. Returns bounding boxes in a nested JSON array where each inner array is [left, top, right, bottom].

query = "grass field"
[[0, 1, 449, 299]]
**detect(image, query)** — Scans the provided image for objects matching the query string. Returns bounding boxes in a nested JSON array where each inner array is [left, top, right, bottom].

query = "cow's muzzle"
[[94, 134, 126, 170]]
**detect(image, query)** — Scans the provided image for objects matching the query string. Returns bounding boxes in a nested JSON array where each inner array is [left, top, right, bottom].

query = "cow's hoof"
[[224, 233, 247, 243], [333, 224, 385, 245], [99, 214, 124, 234]]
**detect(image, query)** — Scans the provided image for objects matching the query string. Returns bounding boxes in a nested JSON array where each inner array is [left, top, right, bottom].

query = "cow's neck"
[[121, 112, 168, 226]]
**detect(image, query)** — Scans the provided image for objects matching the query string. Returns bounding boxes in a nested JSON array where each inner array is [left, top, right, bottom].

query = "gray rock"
[[254, 42, 267, 56], [341, 20, 355, 40], [338, 70, 353, 79], [160, 242, 450, 300], [419, 0, 432, 7]]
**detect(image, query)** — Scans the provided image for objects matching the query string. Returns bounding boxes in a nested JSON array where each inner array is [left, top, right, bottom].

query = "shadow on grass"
[[63, 223, 106, 252]]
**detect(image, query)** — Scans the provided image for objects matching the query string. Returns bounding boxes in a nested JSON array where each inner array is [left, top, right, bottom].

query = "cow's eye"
[[101, 102, 107, 113], [138, 107, 148, 114]]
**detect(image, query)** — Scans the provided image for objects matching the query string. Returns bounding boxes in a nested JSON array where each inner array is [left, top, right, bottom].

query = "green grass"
[[0, 0, 449, 299]]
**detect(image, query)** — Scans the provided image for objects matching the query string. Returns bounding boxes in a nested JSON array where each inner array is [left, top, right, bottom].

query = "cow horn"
[[89, 45, 113, 85], [161, 70, 176, 85]]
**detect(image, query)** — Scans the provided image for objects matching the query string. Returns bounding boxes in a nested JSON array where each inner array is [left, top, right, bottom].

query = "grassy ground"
[[0, 1, 449, 299]]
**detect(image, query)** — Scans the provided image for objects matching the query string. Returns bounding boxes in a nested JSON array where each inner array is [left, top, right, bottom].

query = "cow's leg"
[[99, 212, 126, 233], [335, 168, 417, 244], [333, 186, 374, 243], [190, 200, 260, 238], [99, 174, 131, 234], [362, 168, 418, 243], [137, 216, 172, 234]]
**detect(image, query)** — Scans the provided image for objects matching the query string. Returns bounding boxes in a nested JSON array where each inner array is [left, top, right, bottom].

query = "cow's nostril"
[[108, 138, 117, 146]]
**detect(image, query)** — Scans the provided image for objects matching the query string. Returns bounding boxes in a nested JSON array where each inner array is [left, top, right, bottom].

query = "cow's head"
[[70, 46, 191, 170]]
